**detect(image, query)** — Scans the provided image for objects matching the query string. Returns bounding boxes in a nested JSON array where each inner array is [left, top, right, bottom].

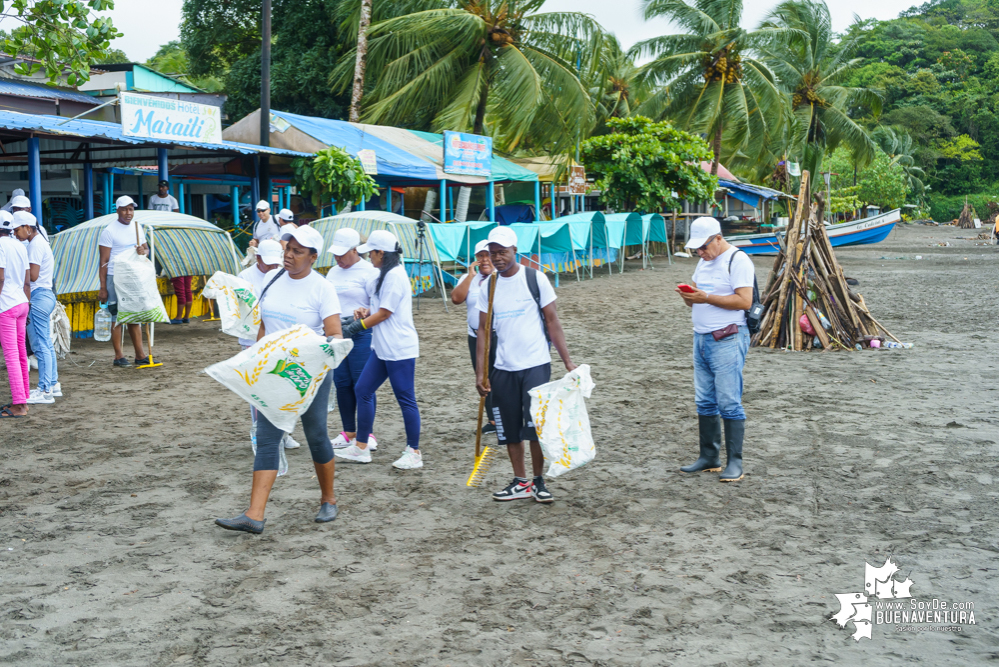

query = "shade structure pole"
[[439, 180, 446, 222], [27, 137, 41, 225], [251, 175, 260, 220], [487, 181, 495, 222], [104, 172, 111, 214], [589, 228, 594, 279], [358, 192, 366, 211], [137, 172, 144, 209], [386, 186, 392, 213], [83, 161, 94, 220], [230, 186, 239, 228], [157, 148, 168, 183], [178, 181, 186, 214], [534, 180, 541, 221], [259, 0, 271, 210]]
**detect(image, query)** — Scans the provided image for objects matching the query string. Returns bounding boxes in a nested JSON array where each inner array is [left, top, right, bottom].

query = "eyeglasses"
[[695, 235, 718, 253]]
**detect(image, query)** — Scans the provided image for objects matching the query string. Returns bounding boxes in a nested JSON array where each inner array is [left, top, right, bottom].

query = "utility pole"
[[259, 0, 271, 211]]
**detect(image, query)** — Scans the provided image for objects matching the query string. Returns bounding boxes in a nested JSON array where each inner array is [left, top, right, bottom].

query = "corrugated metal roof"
[[0, 109, 310, 157], [0, 78, 98, 105]]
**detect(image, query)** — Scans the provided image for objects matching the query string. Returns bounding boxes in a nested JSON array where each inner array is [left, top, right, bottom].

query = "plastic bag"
[[205, 324, 353, 433], [113, 249, 169, 324], [50, 301, 71, 359], [529, 364, 596, 478], [201, 271, 260, 339]]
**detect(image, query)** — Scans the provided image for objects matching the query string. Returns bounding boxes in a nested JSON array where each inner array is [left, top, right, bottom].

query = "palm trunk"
[[472, 79, 489, 135], [711, 125, 722, 175], [348, 0, 372, 123]]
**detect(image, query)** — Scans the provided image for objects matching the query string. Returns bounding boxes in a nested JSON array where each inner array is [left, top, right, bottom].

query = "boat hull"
[[726, 209, 901, 254]]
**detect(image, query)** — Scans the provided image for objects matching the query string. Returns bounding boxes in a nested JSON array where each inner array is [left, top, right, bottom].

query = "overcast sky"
[[103, 0, 920, 63]]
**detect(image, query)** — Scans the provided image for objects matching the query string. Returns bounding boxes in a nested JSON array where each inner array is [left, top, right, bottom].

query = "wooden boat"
[[726, 208, 901, 254]]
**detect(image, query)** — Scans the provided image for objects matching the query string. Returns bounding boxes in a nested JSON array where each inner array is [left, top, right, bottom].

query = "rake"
[[466, 272, 498, 488]]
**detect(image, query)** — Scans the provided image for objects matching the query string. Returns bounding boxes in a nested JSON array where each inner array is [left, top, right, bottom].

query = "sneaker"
[[330, 432, 352, 449], [367, 434, 378, 451], [50, 382, 62, 397], [169, 319, 183, 325], [481, 422, 496, 435], [492, 478, 533, 502], [392, 446, 423, 470], [182, 318, 190, 324], [26, 389, 54, 405], [532, 476, 554, 503], [283, 434, 301, 449], [335, 443, 372, 464], [113, 357, 131, 367]]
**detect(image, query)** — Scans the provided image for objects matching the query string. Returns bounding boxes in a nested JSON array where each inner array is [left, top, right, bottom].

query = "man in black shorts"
[[476, 226, 577, 503]]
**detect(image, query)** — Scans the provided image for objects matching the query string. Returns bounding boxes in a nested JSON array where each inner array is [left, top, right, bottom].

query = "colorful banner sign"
[[568, 165, 587, 195], [357, 149, 378, 175], [120, 92, 223, 145], [443, 130, 492, 177]]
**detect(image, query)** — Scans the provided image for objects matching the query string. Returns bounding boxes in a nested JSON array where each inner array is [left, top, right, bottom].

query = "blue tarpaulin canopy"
[[718, 179, 786, 208]]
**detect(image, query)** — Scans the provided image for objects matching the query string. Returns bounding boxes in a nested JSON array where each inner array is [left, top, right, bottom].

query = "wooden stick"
[[805, 306, 831, 350], [474, 273, 498, 460]]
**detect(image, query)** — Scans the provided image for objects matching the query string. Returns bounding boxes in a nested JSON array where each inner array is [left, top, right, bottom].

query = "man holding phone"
[[675, 217, 754, 482]]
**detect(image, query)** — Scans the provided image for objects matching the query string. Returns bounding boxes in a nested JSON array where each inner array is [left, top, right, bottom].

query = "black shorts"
[[489, 363, 551, 446]]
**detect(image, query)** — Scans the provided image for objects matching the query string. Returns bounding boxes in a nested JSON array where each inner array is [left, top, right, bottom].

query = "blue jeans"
[[693, 326, 749, 421], [355, 354, 420, 449], [333, 328, 374, 433], [254, 375, 334, 471], [27, 287, 58, 392]]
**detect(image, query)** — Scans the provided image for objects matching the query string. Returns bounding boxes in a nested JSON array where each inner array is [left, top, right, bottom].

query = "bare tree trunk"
[[349, 0, 372, 123], [711, 125, 722, 175]]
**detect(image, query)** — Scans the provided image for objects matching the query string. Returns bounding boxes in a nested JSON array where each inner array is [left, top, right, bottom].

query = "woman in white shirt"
[[215, 226, 344, 534], [325, 228, 380, 451], [450, 239, 497, 434], [335, 230, 422, 470], [0, 211, 31, 418], [13, 212, 59, 404]]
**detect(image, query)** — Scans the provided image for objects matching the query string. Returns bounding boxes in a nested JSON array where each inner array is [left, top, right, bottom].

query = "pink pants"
[[0, 302, 29, 405]]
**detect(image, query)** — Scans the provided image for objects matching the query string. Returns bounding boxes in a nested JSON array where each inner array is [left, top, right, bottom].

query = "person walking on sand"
[[215, 226, 343, 534], [325, 228, 380, 452], [336, 230, 422, 469], [0, 211, 31, 418], [248, 201, 279, 248], [14, 212, 60, 404], [451, 239, 497, 435], [476, 226, 576, 503], [675, 217, 753, 482], [97, 196, 148, 367]]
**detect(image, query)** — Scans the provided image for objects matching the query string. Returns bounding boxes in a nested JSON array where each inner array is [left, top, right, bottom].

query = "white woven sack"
[[529, 364, 596, 478], [50, 300, 71, 359], [113, 249, 169, 324], [201, 271, 260, 339], [205, 324, 353, 432]]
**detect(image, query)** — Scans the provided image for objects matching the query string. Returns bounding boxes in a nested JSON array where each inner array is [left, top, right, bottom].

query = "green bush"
[[927, 192, 999, 222]]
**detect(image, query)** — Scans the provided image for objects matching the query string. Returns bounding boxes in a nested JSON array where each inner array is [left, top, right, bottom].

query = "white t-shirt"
[[27, 234, 54, 292], [259, 269, 341, 336], [325, 258, 378, 316], [98, 219, 147, 276], [279, 223, 296, 238], [459, 270, 490, 337], [253, 218, 281, 242], [237, 264, 271, 346], [367, 265, 419, 361], [691, 246, 755, 334], [148, 194, 179, 212], [478, 266, 555, 372], [0, 236, 29, 313]]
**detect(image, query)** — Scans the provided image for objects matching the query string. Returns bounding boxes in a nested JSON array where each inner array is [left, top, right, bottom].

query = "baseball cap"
[[474, 239, 490, 255], [357, 229, 399, 253], [10, 188, 24, 197], [10, 195, 30, 208], [116, 195, 136, 209], [257, 238, 283, 265], [487, 226, 518, 248], [276, 208, 294, 222], [282, 225, 324, 254], [685, 217, 722, 249], [12, 211, 35, 228], [255, 200, 270, 211], [0, 209, 13, 230], [158, 180, 169, 187], [328, 228, 361, 255]]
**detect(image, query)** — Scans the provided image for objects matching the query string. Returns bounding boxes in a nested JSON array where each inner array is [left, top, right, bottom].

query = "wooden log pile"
[[956, 202, 976, 229], [752, 171, 901, 351]]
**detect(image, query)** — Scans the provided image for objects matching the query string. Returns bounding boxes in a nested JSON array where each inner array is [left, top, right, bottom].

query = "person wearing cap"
[[324, 227, 380, 452], [215, 224, 344, 534], [248, 201, 279, 248], [675, 216, 754, 483], [2, 188, 25, 213], [337, 229, 422, 469], [476, 226, 576, 503], [13, 212, 59, 404], [276, 208, 297, 246], [451, 239, 497, 434], [97, 196, 148, 367], [148, 181, 179, 212], [0, 210, 31, 417]]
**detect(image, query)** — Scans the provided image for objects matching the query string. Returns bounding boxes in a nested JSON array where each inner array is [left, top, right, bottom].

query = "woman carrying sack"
[[325, 228, 380, 451], [215, 226, 344, 534], [450, 239, 497, 434], [14, 212, 60, 404], [0, 211, 31, 418], [336, 230, 422, 469]]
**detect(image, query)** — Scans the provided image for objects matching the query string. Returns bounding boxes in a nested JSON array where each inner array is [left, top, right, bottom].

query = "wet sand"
[[1, 223, 997, 665]]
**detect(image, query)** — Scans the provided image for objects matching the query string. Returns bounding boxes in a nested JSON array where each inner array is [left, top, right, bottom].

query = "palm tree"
[[332, 0, 601, 154], [631, 0, 788, 175], [872, 126, 927, 196], [586, 35, 648, 132], [759, 0, 881, 182]]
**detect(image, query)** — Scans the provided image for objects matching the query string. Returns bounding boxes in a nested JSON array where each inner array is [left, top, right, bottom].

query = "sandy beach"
[[1, 222, 996, 665]]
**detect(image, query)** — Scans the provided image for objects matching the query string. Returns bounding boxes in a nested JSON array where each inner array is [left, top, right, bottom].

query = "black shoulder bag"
[[524, 267, 551, 346], [727, 251, 763, 335]]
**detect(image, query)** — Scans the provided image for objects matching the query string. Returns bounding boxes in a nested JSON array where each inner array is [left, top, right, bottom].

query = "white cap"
[[487, 226, 518, 248], [276, 208, 294, 222], [474, 239, 490, 255], [10, 194, 30, 208], [282, 225, 324, 254], [0, 209, 13, 229], [257, 238, 283, 265], [328, 228, 361, 255], [685, 216, 722, 249], [116, 195, 136, 209], [11, 211, 35, 228], [11, 188, 24, 197], [255, 200, 271, 211], [357, 229, 399, 254]]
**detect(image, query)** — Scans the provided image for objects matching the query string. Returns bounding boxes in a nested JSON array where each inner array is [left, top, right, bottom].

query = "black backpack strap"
[[524, 267, 551, 344], [258, 268, 286, 304]]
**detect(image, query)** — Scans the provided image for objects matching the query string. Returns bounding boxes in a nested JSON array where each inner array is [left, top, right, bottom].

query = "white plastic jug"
[[94, 303, 112, 341]]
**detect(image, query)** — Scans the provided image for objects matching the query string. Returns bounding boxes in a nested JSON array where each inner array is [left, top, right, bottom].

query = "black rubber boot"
[[720, 419, 745, 482], [681, 415, 722, 473]]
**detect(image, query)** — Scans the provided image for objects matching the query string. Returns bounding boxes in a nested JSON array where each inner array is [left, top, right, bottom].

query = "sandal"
[[0, 406, 26, 418]]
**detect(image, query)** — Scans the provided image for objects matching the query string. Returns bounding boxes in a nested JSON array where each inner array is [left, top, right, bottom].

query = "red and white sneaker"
[[492, 478, 533, 501]]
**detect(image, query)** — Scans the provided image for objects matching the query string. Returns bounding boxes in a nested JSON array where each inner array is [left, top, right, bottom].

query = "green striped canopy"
[[312, 212, 443, 269]]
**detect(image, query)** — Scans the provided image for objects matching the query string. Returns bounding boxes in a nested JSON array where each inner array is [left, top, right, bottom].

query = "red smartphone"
[[677, 284, 696, 293]]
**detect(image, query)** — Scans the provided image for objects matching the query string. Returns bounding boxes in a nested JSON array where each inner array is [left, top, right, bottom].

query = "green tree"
[[872, 126, 927, 197], [857, 149, 909, 210], [145, 41, 224, 93], [580, 116, 717, 212], [292, 146, 378, 208], [586, 35, 648, 133]]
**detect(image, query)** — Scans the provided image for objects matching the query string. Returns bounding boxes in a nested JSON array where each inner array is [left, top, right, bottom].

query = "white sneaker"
[[283, 434, 301, 449], [392, 446, 423, 470], [50, 382, 62, 397], [330, 432, 352, 449], [367, 434, 378, 451], [26, 388, 54, 404], [335, 443, 372, 463]]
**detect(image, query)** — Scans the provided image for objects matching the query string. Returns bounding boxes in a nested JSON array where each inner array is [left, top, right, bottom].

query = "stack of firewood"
[[956, 202, 977, 229], [752, 171, 901, 351]]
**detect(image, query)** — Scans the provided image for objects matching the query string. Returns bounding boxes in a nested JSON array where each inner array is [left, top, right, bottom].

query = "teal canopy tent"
[[606, 213, 650, 271], [643, 213, 672, 264]]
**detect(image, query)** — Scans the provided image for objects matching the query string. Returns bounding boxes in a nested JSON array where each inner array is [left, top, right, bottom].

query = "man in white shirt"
[[249, 200, 279, 248], [676, 217, 755, 482], [148, 180, 179, 212], [97, 196, 148, 367], [476, 226, 577, 504]]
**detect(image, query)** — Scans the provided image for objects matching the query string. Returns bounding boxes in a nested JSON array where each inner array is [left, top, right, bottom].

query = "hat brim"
[[685, 235, 712, 249], [328, 244, 354, 255], [257, 252, 283, 264], [355, 243, 376, 253], [487, 240, 516, 248]]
